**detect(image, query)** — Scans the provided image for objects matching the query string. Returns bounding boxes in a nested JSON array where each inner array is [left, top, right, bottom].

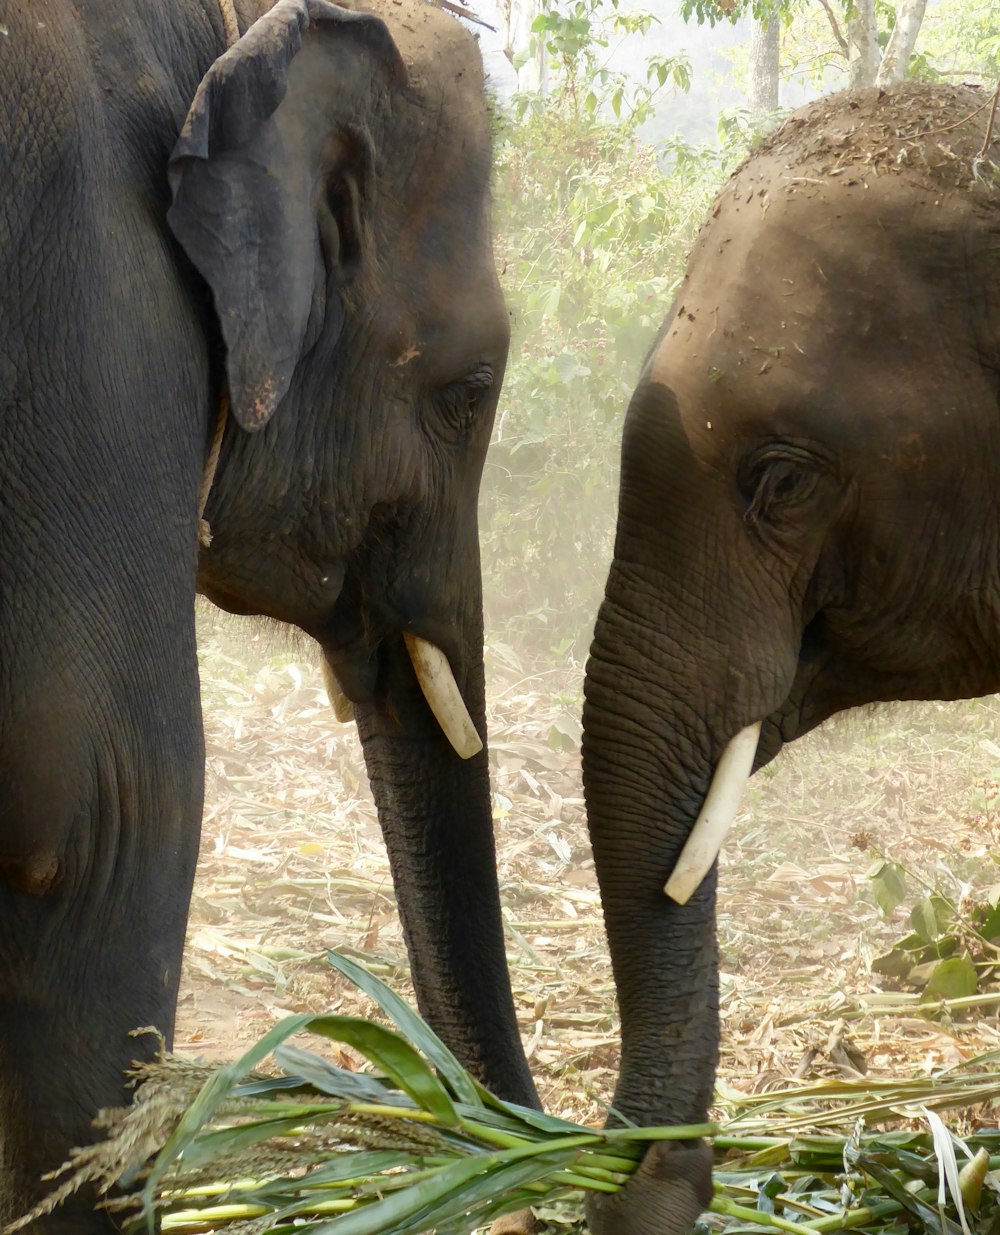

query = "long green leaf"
[[923, 1107, 972, 1235], [274, 1043, 413, 1108], [476, 1092, 594, 1137], [292, 1150, 417, 1186], [273, 1043, 591, 1148], [232, 1074, 322, 1097], [234, 1155, 448, 1227], [326, 951, 482, 1107], [856, 1154, 964, 1235], [141, 1012, 317, 1221], [377, 1148, 585, 1235], [140, 1011, 458, 1228], [462, 1183, 577, 1230], [303, 1015, 458, 1124], [176, 1112, 341, 1173]]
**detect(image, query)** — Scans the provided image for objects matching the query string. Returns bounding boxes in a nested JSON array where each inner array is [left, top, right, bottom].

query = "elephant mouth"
[[319, 600, 382, 703], [319, 601, 482, 760]]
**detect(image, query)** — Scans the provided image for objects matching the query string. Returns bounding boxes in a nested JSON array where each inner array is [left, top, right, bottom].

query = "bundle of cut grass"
[[15, 953, 1000, 1235]]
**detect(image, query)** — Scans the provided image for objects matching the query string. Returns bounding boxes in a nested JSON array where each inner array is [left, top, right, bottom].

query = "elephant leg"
[[0, 635, 202, 1230]]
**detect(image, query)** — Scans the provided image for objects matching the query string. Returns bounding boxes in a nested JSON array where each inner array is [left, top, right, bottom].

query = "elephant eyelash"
[[742, 453, 821, 526], [465, 363, 494, 391], [432, 365, 494, 440]]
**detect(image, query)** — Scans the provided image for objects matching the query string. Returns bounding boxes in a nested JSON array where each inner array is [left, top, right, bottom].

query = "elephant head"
[[164, 0, 537, 1109], [582, 82, 1000, 1233]]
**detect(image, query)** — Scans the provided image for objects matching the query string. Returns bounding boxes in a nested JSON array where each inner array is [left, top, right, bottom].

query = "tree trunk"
[[499, 0, 547, 94], [876, 0, 928, 85], [847, 0, 880, 88], [748, 16, 780, 121]]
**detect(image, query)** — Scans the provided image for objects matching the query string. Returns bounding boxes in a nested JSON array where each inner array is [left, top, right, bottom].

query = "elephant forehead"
[[379, 0, 486, 96], [372, 230, 500, 404], [380, 91, 494, 277], [399, 276, 508, 380], [649, 181, 972, 437], [693, 191, 941, 335], [644, 83, 997, 458], [395, 143, 493, 274], [366, 64, 505, 373]]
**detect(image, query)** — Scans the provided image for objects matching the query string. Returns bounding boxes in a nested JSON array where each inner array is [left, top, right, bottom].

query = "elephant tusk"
[[664, 721, 762, 905], [403, 633, 483, 760], [321, 660, 356, 724]]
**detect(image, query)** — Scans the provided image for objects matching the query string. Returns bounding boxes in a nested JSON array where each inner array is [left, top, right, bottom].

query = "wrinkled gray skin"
[[583, 82, 1000, 1235], [0, 1, 537, 1227]]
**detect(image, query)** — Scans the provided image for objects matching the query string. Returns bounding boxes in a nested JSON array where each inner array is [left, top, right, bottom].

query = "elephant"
[[0, 0, 538, 1227], [581, 80, 1000, 1234]]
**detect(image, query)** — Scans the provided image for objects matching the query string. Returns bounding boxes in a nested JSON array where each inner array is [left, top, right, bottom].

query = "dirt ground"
[[177, 605, 1000, 1131]]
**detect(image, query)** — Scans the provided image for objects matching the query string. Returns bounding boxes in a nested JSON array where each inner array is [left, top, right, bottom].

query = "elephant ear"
[[167, 0, 405, 430]]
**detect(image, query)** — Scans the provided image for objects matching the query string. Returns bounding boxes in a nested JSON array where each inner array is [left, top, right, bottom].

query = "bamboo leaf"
[[178, 1112, 340, 1173], [230, 1155, 446, 1228], [475, 1092, 596, 1137], [302, 1150, 430, 1185], [141, 1013, 317, 1217], [923, 1107, 972, 1235], [855, 1153, 964, 1235], [225, 1151, 415, 1205], [141, 1010, 458, 1223], [386, 1150, 583, 1235], [232, 1074, 316, 1097], [299, 1015, 459, 1125]]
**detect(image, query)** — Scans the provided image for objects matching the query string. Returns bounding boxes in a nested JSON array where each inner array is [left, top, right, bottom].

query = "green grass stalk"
[[802, 1198, 905, 1231], [709, 1195, 818, 1234]]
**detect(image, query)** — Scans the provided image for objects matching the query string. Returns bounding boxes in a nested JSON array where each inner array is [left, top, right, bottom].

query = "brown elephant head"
[[582, 81, 1000, 1234]]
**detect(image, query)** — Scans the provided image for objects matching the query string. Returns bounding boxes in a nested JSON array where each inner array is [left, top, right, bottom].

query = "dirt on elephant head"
[[679, 81, 1000, 286], [739, 81, 1000, 198]]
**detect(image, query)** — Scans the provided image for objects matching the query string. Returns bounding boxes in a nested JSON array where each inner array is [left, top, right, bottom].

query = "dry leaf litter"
[[184, 605, 1000, 1131]]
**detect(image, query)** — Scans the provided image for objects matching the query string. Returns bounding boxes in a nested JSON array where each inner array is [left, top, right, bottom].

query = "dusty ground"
[[178, 605, 1000, 1132]]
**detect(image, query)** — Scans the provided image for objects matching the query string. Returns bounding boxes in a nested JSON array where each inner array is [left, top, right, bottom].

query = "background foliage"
[[480, 0, 998, 670], [481, 10, 745, 666]]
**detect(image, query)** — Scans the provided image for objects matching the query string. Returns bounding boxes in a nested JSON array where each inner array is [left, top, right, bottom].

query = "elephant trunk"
[[581, 551, 793, 1235], [583, 586, 724, 1128], [353, 588, 538, 1108]]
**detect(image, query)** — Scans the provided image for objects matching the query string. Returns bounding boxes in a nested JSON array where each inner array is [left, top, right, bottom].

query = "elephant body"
[[583, 82, 1000, 1233], [0, 1, 535, 1227]]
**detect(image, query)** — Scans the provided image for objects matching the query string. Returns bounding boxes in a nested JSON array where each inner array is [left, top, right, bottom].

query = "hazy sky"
[[473, 1, 792, 142], [469, 0, 948, 144]]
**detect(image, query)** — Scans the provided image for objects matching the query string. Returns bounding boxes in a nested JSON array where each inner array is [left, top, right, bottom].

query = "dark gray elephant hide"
[[0, 1, 535, 1228]]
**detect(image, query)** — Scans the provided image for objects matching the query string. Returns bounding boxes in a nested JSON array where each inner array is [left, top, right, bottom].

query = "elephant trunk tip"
[[585, 1140, 714, 1235]]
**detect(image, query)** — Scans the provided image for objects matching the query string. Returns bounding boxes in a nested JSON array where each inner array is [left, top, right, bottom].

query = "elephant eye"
[[741, 446, 823, 526], [432, 364, 494, 442]]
